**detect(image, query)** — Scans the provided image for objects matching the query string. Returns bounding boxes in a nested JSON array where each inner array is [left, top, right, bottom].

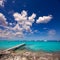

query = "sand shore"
[[0, 50, 60, 60]]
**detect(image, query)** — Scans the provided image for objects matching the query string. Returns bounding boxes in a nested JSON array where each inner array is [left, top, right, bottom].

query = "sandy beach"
[[0, 49, 60, 60]]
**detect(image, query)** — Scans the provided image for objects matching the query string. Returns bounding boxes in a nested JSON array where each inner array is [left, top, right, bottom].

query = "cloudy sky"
[[0, 0, 60, 40]]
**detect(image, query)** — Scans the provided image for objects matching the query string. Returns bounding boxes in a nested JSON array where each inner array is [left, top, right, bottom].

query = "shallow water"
[[0, 40, 60, 52]]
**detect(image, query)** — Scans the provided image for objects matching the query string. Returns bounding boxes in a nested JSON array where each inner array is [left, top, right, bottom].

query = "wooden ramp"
[[5, 43, 26, 51]]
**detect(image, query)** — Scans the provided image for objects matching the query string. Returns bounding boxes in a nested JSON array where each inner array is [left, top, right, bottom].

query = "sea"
[[0, 40, 60, 52]]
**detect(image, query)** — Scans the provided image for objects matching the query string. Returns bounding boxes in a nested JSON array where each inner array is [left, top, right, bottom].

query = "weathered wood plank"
[[5, 43, 26, 51]]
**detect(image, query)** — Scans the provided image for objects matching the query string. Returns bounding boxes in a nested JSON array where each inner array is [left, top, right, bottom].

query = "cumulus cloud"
[[13, 24, 23, 31], [13, 10, 27, 22], [25, 21, 32, 26], [0, 27, 24, 39], [13, 10, 36, 32], [28, 13, 36, 22], [0, 29, 11, 38], [0, 10, 53, 39], [0, 13, 7, 26], [9, 10, 36, 38], [0, 10, 36, 39], [15, 32, 24, 38], [36, 15, 52, 23]]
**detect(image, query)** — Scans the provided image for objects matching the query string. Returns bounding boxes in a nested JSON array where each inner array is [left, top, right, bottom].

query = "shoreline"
[[0, 49, 60, 60]]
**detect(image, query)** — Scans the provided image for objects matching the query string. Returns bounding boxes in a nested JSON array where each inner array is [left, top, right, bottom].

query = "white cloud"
[[13, 10, 27, 22], [13, 10, 36, 32], [0, 10, 32, 39], [15, 32, 24, 38], [0, 29, 11, 38], [36, 15, 52, 23], [0, 13, 7, 26], [0, 10, 53, 39], [28, 13, 36, 22], [25, 21, 32, 26], [0, 0, 5, 7], [21, 10, 27, 17], [11, 10, 36, 38], [0, 28, 23, 39], [23, 25, 31, 31], [13, 24, 23, 31], [48, 29, 56, 36]]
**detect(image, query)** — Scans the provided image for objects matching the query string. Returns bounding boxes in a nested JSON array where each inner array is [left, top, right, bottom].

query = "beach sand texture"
[[0, 50, 60, 60]]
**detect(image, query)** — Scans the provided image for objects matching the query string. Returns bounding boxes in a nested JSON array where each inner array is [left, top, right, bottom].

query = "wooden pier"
[[0, 43, 26, 55], [5, 43, 26, 51]]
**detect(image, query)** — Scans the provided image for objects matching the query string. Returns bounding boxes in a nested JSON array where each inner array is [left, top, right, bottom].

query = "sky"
[[0, 0, 60, 40]]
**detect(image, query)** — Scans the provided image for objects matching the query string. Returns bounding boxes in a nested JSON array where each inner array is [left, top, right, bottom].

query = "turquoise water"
[[0, 40, 60, 52]]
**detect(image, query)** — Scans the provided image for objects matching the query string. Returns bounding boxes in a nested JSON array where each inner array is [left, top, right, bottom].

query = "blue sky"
[[0, 0, 60, 40]]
